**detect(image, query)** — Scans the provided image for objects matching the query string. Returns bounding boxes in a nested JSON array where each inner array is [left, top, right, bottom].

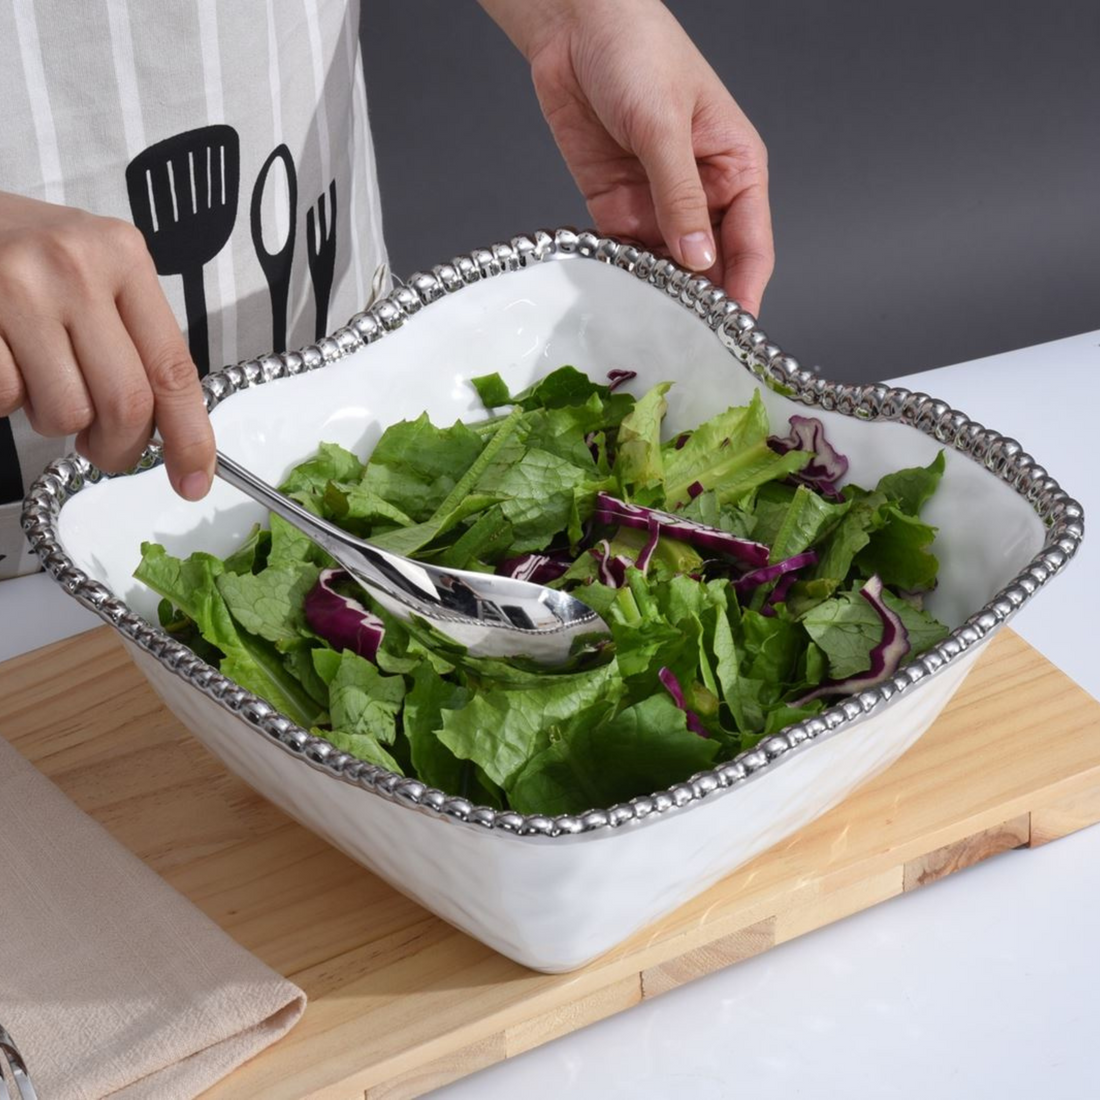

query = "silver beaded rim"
[[21, 228, 1085, 838]]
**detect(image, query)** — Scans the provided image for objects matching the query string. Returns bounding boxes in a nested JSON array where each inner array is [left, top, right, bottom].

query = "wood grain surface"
[[1, 626, 1098, 1099]]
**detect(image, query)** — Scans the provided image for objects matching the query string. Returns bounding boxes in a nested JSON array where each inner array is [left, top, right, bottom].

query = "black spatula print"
[[125, 126, 240, 377]]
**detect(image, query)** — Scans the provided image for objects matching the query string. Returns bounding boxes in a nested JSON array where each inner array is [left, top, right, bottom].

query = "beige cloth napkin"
[[0, 735, 306, 1100]]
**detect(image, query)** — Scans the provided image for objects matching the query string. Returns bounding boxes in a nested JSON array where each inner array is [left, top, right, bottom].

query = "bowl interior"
[[58, 255, 1044, 628]]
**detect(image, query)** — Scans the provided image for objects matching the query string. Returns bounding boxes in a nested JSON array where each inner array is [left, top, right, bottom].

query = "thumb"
[[637, 129, 715, 272]]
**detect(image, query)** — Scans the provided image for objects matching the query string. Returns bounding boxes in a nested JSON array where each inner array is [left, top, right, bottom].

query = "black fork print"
[[125, 126, 241, 376], [306, 181, 337, 342]]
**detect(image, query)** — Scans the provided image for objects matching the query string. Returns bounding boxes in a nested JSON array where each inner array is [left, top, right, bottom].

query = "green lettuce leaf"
[[811, 489, 887, 585], [367, 409, 525, 555], [557, 578, 620, 620], [487, 448, 607, 553], [768, 486, 851, 564], [659, 573, 714, 624], [803, 588, 950, 679], [368, 493, 503, 557], [742, 610, 806, 692], [361, 413, 484, 522], [761, 702, 823, 737], [855, 504, 940, 591], [712, 600, 747, 732], [875, 451, 946, 517], [575, 527, 704, 586], [315, 726, 404, 774], [709, 445, 810, 507], [678, 489, 758, 539], [403, 663, 471, 793], [663, 390, 770, 504], [747, 481, 799, 547], [522, 396, 607, 471], [615, 382, 670, 497], [222, 523, 270, 575], [135, 542, 323, 728], [278, 441, 364, 495], [469, 371, 513, 409], [267, 512, 325, 567], [215, 562, 319, 648], [504, 365, 614, 410], [605, 571, 700, 700], [432, 407, 526, 516], [322, 482, 414, 533], [437, 661, 623, 788], [507, 694, 718, 816], [312, 648, 406, 744], [434, 505, 514, 569], [282, 644, 331, 710]]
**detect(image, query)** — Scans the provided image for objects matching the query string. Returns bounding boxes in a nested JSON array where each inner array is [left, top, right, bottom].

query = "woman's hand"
[[0, 190, 214, 499], [480, 0, 774, 317]]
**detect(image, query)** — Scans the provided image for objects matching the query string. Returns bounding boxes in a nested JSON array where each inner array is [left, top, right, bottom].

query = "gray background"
[[361, 1, 1099, 383]]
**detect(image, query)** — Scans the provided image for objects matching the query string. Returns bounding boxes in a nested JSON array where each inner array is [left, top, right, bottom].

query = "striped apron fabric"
[[0, 0, 386, 578]]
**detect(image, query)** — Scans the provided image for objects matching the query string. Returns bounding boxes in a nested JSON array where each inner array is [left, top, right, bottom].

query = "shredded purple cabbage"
[[761, 571, 799, 617], [590, 519, 661, 584], [791, 575, 910, 705], [733, 550, 818, 594], [606, 368, 638, 393], [768, 415, 849, 500], [594, 493, 769, 567], [496, 552, 571, 585], [591, 540, 633, 587], [304, 568, 386, 662], [658, 667, 709, 737], [635, 517, 661, 575]]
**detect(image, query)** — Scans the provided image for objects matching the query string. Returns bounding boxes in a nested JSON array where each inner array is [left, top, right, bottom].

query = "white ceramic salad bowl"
[[23, 229, 1083, 972]]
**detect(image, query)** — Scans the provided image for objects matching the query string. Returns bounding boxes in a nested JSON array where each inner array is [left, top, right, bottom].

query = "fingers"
[[0, 197, 214, 501], [4, 304, 156, 479], [0, 335, 25, 418], [67, 302, 154, 472], [636, 126, 717, 274], [117, 265, 215, 501], [718, 179, 774, 318], [2, 316, 94, 438], [1, 288, 210, 493]]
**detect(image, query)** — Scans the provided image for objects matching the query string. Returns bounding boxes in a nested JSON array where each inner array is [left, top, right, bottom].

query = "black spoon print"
[[250, 144, 298, 353], [125, 125, 241, 377], [307, 180, 337, 342]]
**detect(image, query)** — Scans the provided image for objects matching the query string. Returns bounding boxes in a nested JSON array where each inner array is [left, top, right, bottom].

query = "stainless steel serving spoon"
[[215, 452, 610, 669]]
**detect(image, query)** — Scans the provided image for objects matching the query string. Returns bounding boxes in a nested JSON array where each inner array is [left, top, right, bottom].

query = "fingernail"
[[180, 471, 210, 501], [680, 232, 716, 271]]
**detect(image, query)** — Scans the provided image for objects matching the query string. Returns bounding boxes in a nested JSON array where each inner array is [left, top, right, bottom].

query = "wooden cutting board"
[[1, 626, 1098, 1099]]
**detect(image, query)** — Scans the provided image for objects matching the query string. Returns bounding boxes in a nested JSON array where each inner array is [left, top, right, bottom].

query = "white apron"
[[0, 0, 387, 577]]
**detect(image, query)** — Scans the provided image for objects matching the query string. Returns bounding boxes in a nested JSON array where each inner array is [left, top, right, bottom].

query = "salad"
[[136, 367, 950, 816]]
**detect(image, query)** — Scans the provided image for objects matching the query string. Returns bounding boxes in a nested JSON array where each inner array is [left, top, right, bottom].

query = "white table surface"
[[1, 330, 1096, 1099]]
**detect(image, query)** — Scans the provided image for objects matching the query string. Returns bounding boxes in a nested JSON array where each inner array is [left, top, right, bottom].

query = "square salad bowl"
[[23, 228, 1083, 973]]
